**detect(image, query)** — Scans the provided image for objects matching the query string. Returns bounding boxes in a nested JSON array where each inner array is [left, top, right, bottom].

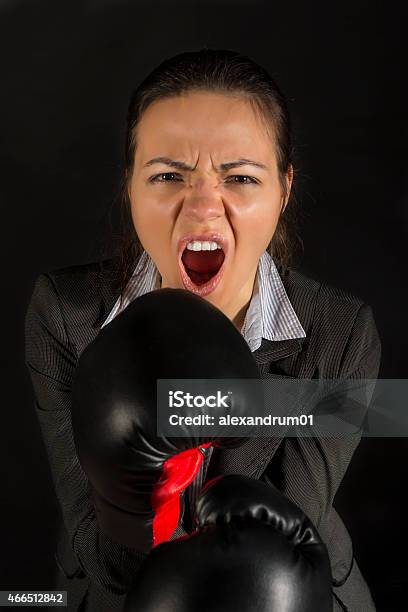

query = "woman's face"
[[128, 91, 292, 320]]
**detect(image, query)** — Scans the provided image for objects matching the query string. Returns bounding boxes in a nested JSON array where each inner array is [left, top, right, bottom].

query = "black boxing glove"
[[72, 289, 262, 552], [124, 474, 332, 612]]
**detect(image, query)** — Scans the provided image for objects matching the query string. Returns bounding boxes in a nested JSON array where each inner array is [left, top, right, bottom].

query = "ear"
[[125, 169, 132, 201], [281, 164, 294, 214]]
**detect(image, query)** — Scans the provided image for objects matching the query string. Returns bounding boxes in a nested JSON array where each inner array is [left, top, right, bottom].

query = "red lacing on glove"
[[151, 442, 212, 546]]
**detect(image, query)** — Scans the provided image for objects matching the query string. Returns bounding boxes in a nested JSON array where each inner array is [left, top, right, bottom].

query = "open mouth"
[[182, 248, 225, 285], [178, 236, 228, 296]]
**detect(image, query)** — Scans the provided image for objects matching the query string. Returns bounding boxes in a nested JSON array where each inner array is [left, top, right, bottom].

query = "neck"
[[225, 269, 258, 333], [232, 304, 248, 333]]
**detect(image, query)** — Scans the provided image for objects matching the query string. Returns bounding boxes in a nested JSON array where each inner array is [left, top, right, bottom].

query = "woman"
[[25, 49, 381, 611]]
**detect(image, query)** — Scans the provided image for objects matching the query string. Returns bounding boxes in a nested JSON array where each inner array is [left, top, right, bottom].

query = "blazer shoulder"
[[279, 263, 379, 345], [280, 265, 380, 376], [281, 264, 365, 318], [28, 256, 122, 356], [42, 254, 121, 297], [46, 255, 120, 283]]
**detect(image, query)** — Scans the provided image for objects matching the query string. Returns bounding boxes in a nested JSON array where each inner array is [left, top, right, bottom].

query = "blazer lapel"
[[206, 337, 306, 482], [92, 258, 123, 329], [253, 338, 304, 372]]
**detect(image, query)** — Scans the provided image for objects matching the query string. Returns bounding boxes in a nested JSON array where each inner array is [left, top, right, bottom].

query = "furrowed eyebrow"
[[143, 157, 268, 172], [144, 157, 194, 171], [218, 159, 268, 172]]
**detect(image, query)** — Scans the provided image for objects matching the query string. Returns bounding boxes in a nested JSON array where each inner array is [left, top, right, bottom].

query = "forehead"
[[134, 92, 275, 162]]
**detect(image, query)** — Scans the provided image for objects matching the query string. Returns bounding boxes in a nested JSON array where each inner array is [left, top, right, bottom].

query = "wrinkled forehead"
[[133, 92, 277, 167]]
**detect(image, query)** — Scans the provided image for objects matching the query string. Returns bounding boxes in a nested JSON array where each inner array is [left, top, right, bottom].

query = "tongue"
[[181, 249, 225, 285]]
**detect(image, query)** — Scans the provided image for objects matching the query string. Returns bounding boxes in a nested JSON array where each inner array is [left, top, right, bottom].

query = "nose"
[[181, 175, 225, 224]]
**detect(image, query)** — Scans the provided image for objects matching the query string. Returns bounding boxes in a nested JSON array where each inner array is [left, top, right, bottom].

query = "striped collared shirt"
[[100, 250, 306, 524], [101, 249, 306, 348]]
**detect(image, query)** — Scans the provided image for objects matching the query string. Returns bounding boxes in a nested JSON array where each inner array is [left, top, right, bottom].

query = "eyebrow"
[[143, 156, 268, 172]]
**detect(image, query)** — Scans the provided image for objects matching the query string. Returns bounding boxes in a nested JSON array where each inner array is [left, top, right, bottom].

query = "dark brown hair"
[[109, 48, 303, 299]]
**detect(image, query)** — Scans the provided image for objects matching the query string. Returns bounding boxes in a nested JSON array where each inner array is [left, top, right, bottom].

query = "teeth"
[[186, 240, 223, 251]]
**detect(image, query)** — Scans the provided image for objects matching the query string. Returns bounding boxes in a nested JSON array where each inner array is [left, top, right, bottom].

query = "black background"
[[1, 0, 407, 609]]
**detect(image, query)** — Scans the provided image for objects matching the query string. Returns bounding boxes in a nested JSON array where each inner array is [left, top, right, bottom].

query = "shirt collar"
[[101, 251, 159, 328], [243, 251, 306, 351], [101, 250, 306, 352]]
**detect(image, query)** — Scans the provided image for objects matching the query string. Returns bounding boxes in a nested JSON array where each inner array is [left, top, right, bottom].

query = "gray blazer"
[[24, 254, 381, 612]]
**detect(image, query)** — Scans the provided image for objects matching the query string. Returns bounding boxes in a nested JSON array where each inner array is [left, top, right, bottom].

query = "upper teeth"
[[186, 241, 222, 251]]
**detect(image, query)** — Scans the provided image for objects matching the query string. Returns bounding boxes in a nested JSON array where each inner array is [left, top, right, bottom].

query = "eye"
[[149, 172, 183, 183], [225, 175, 259, 185]]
